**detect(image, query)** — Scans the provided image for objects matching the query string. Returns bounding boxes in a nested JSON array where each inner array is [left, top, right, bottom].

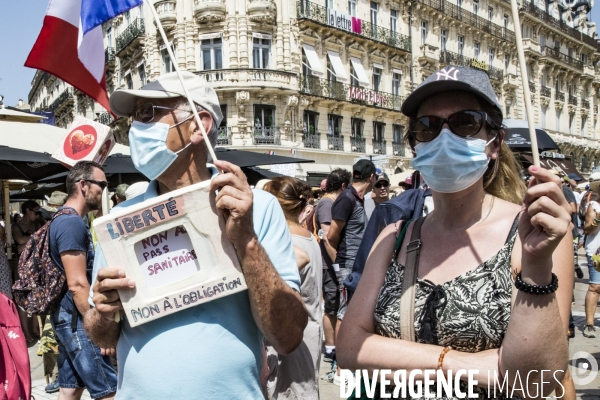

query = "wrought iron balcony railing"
[[528, 81, 536, 93], [296, 0, 411, 52], [351, 137, 366, 153], [595, 105, 598, 114], [300, 75, 403, 111], [392, 142, 405, 157], [414, 0, 515, 42], [327, 135, 344, 151], [105, 47, 116, 63], [541, 46, 583, 70], [116, 18, 145, 54], [521, 2, 597, 48], [373, 140, 386, 155], [217, 126, 231, 145], [439, 51, 504, 81], [303, 132, 321, 149], [48, 88, 73, 112], [582, 99, 590, 109], [98, 112, 114, 126], [253, 127, 281, 145], [556, 91, 565, 102], [541, 86, 551, 98], [568, 95, 578, 106]]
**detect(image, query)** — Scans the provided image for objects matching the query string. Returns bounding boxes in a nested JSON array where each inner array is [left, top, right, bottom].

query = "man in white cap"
[[84, 72, 307, 399]]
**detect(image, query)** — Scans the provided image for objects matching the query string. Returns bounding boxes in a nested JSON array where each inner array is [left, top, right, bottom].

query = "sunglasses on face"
[[375, 182, 389, 189], [82, 179, 109, 190], [133, 102, 189, 123], [409, 110, 498, 143]]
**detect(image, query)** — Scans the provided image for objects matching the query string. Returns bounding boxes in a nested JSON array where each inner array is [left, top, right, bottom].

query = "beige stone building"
[[28, 0, 600, 182]]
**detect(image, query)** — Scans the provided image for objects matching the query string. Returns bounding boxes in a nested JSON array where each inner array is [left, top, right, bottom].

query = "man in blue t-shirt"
[[49, 161, 117, 399], [83, 72, 307, 399]]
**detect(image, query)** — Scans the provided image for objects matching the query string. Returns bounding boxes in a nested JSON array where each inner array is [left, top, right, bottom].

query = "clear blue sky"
[[0, 1, 48, 107], [0, 1, 599, 107]]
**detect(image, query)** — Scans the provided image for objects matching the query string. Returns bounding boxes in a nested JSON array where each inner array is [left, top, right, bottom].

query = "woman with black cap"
[[338, 66, 573, 398]]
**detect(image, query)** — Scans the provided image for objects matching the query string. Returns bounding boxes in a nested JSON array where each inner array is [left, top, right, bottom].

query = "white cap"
[[124, 181, 149, 200], [590, 172, 600, 182]]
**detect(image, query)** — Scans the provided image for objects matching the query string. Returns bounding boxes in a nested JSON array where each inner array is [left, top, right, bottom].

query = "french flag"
[[25, 0, 143, 114]]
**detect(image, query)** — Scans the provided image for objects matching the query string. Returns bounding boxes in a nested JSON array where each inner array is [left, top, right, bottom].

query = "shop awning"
[[327, 51, 348, 82], [521, 155, 583, 180], [302, 44, 324, 77], [350, 57, 369, 88]]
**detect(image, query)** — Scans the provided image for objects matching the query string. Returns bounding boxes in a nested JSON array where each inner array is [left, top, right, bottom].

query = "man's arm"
[[211, 160, 307, 355], [61, 251, 92, 316], [320, 222, 337, 264], [11, 224, 28, 245], [327, 219, 347, 252]]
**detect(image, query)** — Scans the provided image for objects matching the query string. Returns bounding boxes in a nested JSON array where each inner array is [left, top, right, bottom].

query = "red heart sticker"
[[64, 125, 97, 160]]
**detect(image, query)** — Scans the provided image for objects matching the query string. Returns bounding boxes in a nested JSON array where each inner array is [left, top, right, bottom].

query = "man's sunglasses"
[[133, 102, 190, 123], [409, 110, 498, 143], [375, 182, 389, 189], [83, 179, 109, 190]]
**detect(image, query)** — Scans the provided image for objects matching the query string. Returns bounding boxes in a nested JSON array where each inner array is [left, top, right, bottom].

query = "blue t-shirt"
[[90, 172, 300, 399], [50, 207, 94, 312]]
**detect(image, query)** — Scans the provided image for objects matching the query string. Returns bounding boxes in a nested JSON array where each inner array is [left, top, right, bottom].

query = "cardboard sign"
[[93, 180, 247, 327], [52, 116, 115, 167]]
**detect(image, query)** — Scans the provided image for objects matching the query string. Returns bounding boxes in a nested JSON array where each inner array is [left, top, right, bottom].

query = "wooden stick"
[[510, 0, 540, 166]]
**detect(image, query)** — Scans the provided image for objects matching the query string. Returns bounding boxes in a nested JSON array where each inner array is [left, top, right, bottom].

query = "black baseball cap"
[[353, 159, 376, 180], [401, 65, 503, 118]]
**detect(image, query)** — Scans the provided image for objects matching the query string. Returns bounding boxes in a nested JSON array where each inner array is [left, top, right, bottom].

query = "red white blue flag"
[[25, 0, 143, 114]]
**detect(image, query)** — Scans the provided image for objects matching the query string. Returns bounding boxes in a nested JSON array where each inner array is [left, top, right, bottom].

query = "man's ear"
[[189, 110, 214, 144]]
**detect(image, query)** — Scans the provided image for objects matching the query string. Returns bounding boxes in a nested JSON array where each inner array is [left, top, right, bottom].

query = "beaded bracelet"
[[515, 272, 558, 295], [438, 346, 451, 370]]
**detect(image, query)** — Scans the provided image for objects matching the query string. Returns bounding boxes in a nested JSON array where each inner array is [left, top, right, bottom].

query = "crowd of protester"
[[1, 66, 592, 400]]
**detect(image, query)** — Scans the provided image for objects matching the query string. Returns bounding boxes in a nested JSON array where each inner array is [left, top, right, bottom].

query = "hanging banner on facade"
[[327, 8, 362, 34], [93, 180, 248, 327]]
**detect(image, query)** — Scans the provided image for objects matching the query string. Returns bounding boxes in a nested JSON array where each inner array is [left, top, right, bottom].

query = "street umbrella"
[[0, 145, 68, 181], [503, 119, 559, 152], [10, 183, 66, 201], [215, 147, 314, 168]]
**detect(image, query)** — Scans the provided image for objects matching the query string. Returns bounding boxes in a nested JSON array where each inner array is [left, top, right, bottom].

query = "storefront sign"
[[471, 59, 489, 71], [328, 8, 362, 34], [93, 180, 247, 327]]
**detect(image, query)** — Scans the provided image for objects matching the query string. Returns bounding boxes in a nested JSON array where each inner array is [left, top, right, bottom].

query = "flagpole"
[[509, 0, 540, 167], [145, 0, 219, 164]]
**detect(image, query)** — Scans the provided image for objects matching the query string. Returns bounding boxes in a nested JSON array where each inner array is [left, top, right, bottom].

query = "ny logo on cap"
[[436, 67, 459, 81]]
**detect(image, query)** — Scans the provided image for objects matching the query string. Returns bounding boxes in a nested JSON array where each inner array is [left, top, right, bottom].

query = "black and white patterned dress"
[[374, 216, 519, 399]]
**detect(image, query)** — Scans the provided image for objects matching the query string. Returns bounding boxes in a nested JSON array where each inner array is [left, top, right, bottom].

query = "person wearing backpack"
[[48, 161, 117, 399]]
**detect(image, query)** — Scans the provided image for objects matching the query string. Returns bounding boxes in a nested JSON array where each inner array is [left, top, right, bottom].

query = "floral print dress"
[[374, 216, 519, 399]]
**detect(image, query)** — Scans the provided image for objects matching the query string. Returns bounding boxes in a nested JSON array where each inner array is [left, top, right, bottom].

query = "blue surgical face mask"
[[129, 119, 192, 180], [411, 128, 495, 193]]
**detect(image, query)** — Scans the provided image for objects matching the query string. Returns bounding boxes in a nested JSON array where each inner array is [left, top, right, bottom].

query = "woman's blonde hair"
[[406, 91, 526, 205]]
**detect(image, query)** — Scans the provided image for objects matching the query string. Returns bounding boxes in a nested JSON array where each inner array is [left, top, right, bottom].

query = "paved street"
[[29, 251, 600, 399]]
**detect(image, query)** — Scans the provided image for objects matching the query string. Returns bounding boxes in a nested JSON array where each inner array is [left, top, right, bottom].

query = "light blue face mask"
[[129, 119, 192, 180], [411, 128, 495, 193]]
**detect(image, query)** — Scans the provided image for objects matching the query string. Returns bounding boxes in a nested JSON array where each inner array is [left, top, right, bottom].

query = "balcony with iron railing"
[[568, 95, 578, 106], [217, 126, 231, 145], [98, 112, 114, 126], [528, 81, 536, 93], [253, 127, 281, 145], [48, 88, 73, 113], [116, 18, 145, 55], [392, 142, 405, 157], [414, 0, 515, 42], [351, 137, 366, 153], [373, 139, 386, 155], [296, 0, 411, 53], [300, 75, 403, 111], [327, 135, 344, 151], [556, 91, 565, 102], [195, 69, 296, 91], [105, 47, 116, 64], [521, 1, 598, 49], [303, 131, 321, 149], [439, 51, 504, 81], [595, 105, 599, 114], [541, 86, 551, 97], [541, 46, 583, 70], [582, 99, 590, 109]]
